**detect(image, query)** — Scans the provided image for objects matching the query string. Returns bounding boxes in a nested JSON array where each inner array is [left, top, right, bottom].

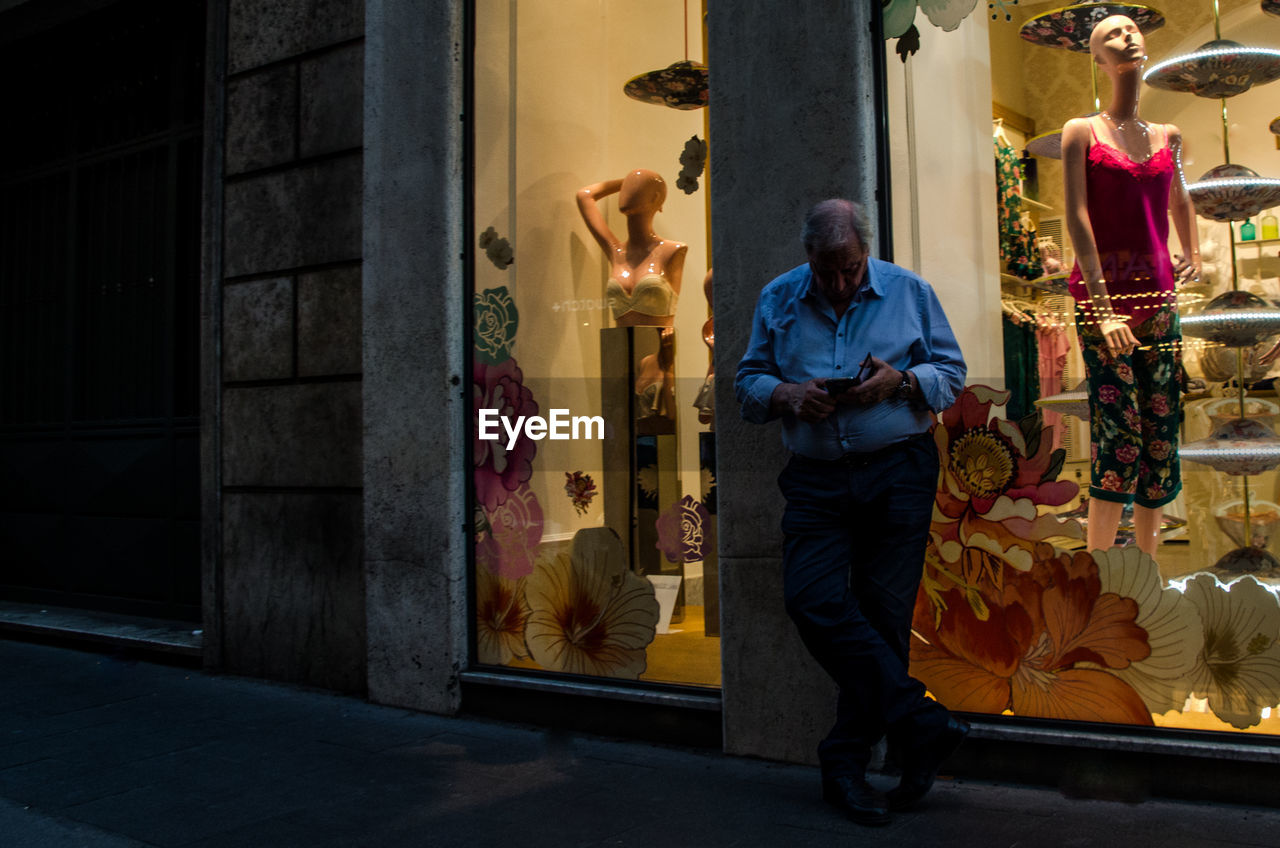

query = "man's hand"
[[848, 356, 901, 404], [771, 380, 836, 422]]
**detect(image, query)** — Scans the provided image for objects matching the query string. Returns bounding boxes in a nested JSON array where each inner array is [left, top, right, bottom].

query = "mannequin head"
[[618, 169, 667, 215], [1090, 15, 1146, 74]]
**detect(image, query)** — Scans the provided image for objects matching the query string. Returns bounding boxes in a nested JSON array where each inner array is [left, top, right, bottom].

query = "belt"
[[791, 430, 932, 468]]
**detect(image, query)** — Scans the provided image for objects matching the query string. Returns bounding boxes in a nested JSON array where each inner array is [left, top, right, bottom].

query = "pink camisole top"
[[1067, 121, 1177, 329]]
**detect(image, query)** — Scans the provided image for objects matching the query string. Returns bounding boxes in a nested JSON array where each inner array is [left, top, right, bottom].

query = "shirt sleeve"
[[735, 290, 784, 424], [910, 282, 967, 413]]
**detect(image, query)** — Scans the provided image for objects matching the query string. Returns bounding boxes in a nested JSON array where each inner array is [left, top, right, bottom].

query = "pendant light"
[[623, 0, 708, 110]]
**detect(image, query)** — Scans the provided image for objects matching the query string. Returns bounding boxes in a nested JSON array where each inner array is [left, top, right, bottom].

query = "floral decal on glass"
[[476, 568, 530, 666], [524, 528, 659, 678], [476, 483, 543, 580], [1178, 573, 1280, 729], [474, 286, 519, 365], [473, 358, 538, 511], [656, 495, 711, 563], [932, 385, 1081, 577], [913, 546, 1155, 724], [918, 386, 1280, 733], [564, 471, 597, 516]]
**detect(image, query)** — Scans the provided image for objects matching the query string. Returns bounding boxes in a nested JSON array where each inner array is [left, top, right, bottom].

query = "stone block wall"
[[215, 0, 367, 692]]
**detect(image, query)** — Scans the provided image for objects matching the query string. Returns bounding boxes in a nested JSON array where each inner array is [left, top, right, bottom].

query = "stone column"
[[708, 2, 883, 764], [362, 0, 469, 714]]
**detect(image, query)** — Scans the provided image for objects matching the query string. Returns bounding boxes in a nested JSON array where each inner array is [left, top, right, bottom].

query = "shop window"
[[470, 1, 718, 687], [885, 4, 1280, 737]]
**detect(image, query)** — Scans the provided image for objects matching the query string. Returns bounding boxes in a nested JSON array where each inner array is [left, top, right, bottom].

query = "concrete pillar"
[[362, 0, 469, 713], [708, 2, 883, 764]]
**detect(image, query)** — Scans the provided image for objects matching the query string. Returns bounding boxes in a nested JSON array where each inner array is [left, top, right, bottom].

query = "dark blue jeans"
[[779, 433, 949, 779]]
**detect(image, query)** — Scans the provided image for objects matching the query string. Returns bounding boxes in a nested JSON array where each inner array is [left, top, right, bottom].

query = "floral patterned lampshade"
[[1187, 164, 1280, 222], [623, 61, 708, 110], [1036, 380, 1090, 420], [1144, 40, 1280, 98], [1205, 397, 1279, 429], [1215, 499, 1280, 548], [1025, 128, 1064, 160], [1181, 290, 1280, 348], [1020, 3, 1165, 52], [1180, 418, 1280, 476]]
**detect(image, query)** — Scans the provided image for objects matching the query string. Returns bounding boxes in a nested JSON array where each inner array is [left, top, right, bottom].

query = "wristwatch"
[[894, 370, 913, 400]]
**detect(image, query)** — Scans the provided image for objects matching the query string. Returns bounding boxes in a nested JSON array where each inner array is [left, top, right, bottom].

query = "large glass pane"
[[888, 3, 1280, 736], [471, 0, 718, 687]]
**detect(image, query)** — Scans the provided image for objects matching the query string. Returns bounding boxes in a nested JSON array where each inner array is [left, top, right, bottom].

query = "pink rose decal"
[[1150, 394, 1170, 417], [1098, 385, 1120, 405], [477, 483, 543, 579], [1101, 470, 1124, 492], [1115, 444, 1140, 464], [1115, 363, 1135, 384], [1149, 440, 1172, 461], [655, 502, 684, 564], [474, 358, 538, 511]]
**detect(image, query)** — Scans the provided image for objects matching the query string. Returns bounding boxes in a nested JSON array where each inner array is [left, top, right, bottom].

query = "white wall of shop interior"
[[885, 15, 1003, 387]]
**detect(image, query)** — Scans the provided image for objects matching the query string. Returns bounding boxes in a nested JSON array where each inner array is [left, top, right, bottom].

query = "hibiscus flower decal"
[[932, 386, 1081, 573], [473, 358, 538, 511], [524, 528, 659, 679], [1178, 573, 1280, 729], [912, 547, 1154, 724], [475, 568, 530, 666]]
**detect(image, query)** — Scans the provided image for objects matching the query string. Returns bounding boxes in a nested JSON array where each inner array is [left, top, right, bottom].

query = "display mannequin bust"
[[576, 169, 688, 328], [1061, 14, 1201, 557]]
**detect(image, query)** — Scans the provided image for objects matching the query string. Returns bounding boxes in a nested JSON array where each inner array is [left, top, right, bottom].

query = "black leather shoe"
[[821, 775, 891, 826], [887, 716, 969, 811]]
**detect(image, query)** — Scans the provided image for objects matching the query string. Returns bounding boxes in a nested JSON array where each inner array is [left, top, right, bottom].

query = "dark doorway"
[[0, 0, 205, 621]]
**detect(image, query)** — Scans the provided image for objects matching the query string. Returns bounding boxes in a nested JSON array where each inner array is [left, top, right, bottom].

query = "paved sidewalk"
[[2, 638, 1279, 848]]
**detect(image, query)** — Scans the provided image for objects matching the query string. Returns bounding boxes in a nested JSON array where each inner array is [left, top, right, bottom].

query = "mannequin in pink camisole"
[[1062, 15, 1201, 558]]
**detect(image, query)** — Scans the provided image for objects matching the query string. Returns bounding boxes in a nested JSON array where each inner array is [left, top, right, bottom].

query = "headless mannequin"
[[576, 169, 688, 327], [1062, 15, 1201, 556], [635, 327, 677, 422]]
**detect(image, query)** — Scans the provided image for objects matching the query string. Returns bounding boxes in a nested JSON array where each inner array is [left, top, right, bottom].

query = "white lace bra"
[[606, 273, 678, 319]]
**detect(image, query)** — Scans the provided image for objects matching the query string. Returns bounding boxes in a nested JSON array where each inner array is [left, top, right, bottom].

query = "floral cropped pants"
[[1076, 303, 1182, 509]]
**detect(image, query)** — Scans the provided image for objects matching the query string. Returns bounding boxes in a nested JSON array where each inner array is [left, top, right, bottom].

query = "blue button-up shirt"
[[735, 258, 966, 458]]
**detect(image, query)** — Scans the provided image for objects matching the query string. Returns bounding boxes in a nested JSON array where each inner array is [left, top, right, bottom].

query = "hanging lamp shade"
[[1035, 380, 1090, 420], [1181, 290, 1280, 348], [1271, 115, 1280, 136], [1181, 418, 1280, 476], [1020, 3, 1165, 52], [1187, 164, 1280, 222], [1264, 0, 1280, 18], [623, 61, 708, 110], [1144, 40, 1280, 98]]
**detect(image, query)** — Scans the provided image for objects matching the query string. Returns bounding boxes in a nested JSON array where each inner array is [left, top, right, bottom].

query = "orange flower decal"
[[912, 548, 1154, 724]]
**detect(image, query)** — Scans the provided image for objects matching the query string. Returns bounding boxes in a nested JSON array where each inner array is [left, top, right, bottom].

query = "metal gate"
[[0, 0, 205, 620]]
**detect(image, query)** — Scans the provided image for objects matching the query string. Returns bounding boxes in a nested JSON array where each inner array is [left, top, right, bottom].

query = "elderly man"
[[735, 199, 968, 826]]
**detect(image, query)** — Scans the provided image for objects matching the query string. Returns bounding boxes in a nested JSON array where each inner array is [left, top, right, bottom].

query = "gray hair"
[[801, 199, 872, 256]]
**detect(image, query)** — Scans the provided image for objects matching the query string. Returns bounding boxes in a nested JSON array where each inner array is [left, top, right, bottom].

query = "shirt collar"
[[800, 257, 884, 306]]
